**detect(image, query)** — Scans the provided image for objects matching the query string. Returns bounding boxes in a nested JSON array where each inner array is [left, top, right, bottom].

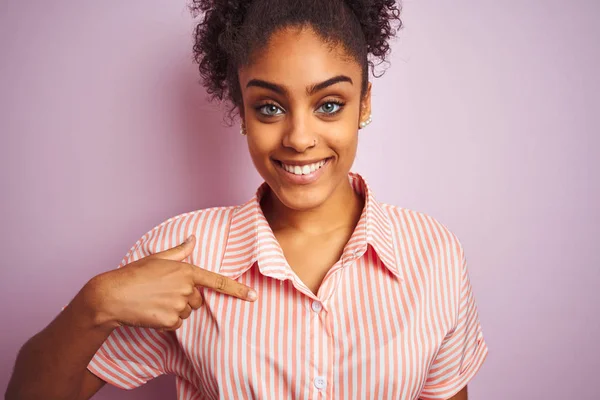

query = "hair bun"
[[344, 0, 402, 65]]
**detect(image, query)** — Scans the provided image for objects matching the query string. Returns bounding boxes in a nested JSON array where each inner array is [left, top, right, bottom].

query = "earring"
[[359, 114, 372, 129], [240, 124, 246, 136]]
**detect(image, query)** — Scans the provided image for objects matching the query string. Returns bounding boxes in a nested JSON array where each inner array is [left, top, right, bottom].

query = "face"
[[238, 26, 371, 211]]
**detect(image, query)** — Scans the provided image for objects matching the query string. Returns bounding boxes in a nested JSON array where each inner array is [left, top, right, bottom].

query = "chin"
[[272, 185, 330, 211]]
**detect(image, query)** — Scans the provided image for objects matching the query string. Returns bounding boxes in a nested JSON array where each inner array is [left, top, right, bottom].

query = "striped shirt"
[[88, 172, 488, 399]]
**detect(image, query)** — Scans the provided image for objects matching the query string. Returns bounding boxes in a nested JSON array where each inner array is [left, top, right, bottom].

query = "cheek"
[[329, 109, 360, 148], [246, 129, 279, 174], [328, 125, 359, 157], [247, 138, 268, 163]]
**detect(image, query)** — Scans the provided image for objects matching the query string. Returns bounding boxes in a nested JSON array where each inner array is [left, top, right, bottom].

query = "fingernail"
[[185, 235, 194, 244], [247, 290, 257, 301]]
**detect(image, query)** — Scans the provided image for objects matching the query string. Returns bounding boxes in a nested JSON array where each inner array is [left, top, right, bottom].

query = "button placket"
[[309, 298, 328, 394]]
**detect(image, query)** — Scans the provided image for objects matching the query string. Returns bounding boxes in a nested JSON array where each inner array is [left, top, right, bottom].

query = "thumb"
[[153, 235, 196, 261]]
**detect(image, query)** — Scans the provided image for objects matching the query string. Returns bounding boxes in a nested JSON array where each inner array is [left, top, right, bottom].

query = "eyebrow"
[[307, 75, 353, 95], [245, 75, 353, 96]]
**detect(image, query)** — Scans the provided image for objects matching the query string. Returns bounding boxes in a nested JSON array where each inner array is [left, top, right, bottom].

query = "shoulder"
[[118, 206, 238, 272], [381, 203, 465, 273]]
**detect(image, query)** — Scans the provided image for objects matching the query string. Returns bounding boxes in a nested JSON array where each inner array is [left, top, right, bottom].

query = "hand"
[[86, 235, 257, 331]]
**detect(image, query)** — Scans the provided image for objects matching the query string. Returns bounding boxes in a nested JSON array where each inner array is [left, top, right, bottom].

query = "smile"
[[273, 157, 332, 185], [278, 159, 327, 175]]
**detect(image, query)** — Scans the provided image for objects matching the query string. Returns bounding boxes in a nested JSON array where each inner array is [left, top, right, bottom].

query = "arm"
[[6, 236, 256, 399], [6, 279, 111, 400], [448, 387, 468, 400]]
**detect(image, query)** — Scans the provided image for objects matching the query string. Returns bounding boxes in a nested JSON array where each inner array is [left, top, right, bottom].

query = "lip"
[[273, 157, 331, 185], [273, 158, 330, 166]]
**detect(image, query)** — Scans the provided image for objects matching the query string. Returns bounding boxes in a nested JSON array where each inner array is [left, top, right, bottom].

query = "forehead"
[[238, 26, 361, 92]]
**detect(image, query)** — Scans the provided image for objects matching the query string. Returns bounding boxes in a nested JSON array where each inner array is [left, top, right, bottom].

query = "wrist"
[[78, 273, 121, 331]]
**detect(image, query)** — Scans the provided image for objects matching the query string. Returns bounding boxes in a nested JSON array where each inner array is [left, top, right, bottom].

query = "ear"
[[359, 81, 372, 124], [238, 100, 246, 123]]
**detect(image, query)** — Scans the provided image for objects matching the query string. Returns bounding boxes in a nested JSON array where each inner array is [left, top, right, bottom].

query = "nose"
[[281, 113, 317, 153]]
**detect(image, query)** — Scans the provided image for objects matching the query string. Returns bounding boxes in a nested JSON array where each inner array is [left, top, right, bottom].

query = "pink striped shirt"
[[88, 173, 488, 399]]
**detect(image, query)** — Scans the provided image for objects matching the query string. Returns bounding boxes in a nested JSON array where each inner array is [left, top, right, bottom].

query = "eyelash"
[[255, 100, 346, 117]]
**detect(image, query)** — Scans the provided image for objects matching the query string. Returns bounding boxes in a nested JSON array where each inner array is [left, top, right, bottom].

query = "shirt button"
[[314, 376, 327, 389], [311, 301, 323, 313]]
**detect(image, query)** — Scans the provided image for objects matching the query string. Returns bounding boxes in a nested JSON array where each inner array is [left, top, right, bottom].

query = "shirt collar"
[[219, 172, 403, 281]]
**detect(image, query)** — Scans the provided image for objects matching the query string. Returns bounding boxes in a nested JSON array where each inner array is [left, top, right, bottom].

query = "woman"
[[7, 0, 487, 399]]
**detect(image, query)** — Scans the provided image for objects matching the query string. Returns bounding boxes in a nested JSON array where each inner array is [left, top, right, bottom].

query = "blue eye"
[[317, 101, 344, 115], [258, 104, 284, 116]]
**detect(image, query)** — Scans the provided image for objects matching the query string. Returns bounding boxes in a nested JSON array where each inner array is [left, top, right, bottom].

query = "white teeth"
[[281, 159, 327, 175]]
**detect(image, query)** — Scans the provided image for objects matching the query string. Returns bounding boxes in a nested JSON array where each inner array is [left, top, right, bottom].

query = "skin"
[[6, 24, 468, 400], [238, 26, 371, 294]]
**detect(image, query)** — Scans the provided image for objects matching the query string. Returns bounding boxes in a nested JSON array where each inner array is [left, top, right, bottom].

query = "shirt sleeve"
[[419, 246, 488, 400], [87, 324, 180, 389], [87, 229, 186, 390]]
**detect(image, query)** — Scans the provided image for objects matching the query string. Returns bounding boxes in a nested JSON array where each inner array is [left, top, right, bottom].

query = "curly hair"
[[190, 0, 402, 122]]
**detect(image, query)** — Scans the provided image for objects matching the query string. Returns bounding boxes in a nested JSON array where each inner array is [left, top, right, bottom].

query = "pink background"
[[1, 1, 599, 399]]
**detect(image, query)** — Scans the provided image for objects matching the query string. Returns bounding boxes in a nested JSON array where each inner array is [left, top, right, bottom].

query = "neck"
[[261, 179, 364, 236]]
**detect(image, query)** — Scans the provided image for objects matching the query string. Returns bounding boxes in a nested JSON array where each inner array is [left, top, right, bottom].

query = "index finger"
[[190, 265, 257, 301]]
